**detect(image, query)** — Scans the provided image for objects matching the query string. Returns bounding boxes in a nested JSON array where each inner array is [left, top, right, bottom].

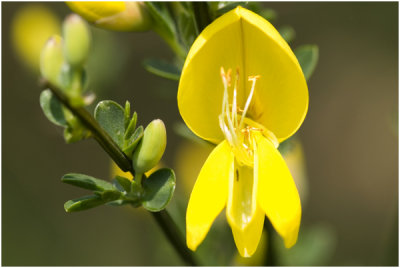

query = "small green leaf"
[[177, 10, 196, 49], [143, 58, 181, 81], [63, 125, 90, 143], [40, 90, 67, 127], [279, 25, 296, 44], [62, 108, 91, 143], [62, 173, 116, 192], [124, 112, 137, 140], [64, 195, 108, 212], [94, 190, 121, 201], [124, 100, 131, 129], [94, 100, 125, 147], [123, 126, 144, 158], [145, 2, 176, 41], [142, 168, 176, 212], [295, 45, 319, 81], [114, 176, 132, 192]]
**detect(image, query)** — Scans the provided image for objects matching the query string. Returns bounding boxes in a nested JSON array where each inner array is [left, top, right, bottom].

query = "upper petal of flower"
[[178, 6, 308, 143]]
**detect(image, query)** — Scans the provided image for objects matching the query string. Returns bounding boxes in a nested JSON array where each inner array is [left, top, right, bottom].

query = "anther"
[[248, 75, 261, 81]]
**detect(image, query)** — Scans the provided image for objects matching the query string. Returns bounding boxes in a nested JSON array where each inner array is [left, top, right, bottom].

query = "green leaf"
[[62, 173, 116, 192], [124, 100, 131, 129], [63, 125, 90, 143], [279, 25, 296, 44], [124, 112, 137, 139], [62, 107, 91, 144], [94, 100, 125, 147], [145, 2, 176, 40], [142, 168, 176, 212], [177, 9, 196, 49], [142, 58, 181, 81], [39, 90, 67, 127], [64, 195, 108, 212], [114, 176, 132, 192], [123, 125, 144, 158], [295, 45, 319, 81], [94, 190, 121, 201]]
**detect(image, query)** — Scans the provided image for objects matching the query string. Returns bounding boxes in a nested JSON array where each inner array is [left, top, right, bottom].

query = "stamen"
[[239, 75, 260, 129], [231, 69, 239, 128], [219, 67, 278, 166]]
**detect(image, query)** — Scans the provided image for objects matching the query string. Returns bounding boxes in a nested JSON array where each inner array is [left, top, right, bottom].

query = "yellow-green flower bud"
[[40, 35, 64, 87], [67, 2, 152, 32], [63, 14, 90, 67], [132, 119, 166, 174]]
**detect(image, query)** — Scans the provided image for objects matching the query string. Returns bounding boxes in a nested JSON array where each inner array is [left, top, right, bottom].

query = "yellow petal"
[[255, 133, 301, 248], [67, 2, 126, 22], [178, 6, 308, 143], [233, 230, 268, 265], [226, 163, 265, 257], [186, 140, 233, 251], [67, 2, 151, 32]]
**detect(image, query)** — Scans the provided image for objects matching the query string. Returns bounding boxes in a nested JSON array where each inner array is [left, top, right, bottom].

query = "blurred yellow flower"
[[67, 2, 152, 32], [178, 6, 308, 257], [282, 138, 309, 204], [11, 4, 60, 71], [174, 140, 213, 196]]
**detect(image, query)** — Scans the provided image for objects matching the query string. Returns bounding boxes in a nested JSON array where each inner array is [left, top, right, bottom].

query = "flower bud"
[[67, 2, 152, 32], [40, 35, 64, 87], [132, 119, 166, 174], [63, 14, 91, 67]]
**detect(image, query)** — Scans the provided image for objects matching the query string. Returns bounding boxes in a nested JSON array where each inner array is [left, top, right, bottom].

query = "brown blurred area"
[[2, 2, 398, 266]]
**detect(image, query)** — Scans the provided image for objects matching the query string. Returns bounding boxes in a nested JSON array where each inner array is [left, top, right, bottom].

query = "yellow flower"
[[178, 6, 308, 257], [67, 2, 152, 32]]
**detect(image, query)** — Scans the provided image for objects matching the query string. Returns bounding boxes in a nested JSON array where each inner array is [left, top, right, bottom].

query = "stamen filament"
[[239, 75, 260, 129]]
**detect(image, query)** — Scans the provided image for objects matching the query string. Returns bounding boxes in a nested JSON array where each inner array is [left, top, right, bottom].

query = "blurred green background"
[[2, 2, 398, 266]]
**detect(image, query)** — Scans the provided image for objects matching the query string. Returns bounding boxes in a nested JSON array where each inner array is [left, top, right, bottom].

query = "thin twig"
[[40, 79, 198, 266]]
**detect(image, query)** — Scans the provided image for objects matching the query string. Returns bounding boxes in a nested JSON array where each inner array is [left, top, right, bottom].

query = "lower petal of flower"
[[226, 162, 264, 257], [230, 204, 265, 257], [186, 140, 233, 251], [254, 133, 301, 248]]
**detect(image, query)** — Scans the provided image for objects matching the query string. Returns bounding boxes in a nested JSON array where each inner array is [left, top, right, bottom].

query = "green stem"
[[264, 218, 277, 266], [152, 211, 198, 265], [42, 80, 132, 172], [40, 80, 198, 266], [192, 2, 212, 34]]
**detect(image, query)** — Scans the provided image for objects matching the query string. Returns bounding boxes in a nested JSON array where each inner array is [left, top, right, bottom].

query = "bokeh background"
[[2, 2, 398, 266]]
